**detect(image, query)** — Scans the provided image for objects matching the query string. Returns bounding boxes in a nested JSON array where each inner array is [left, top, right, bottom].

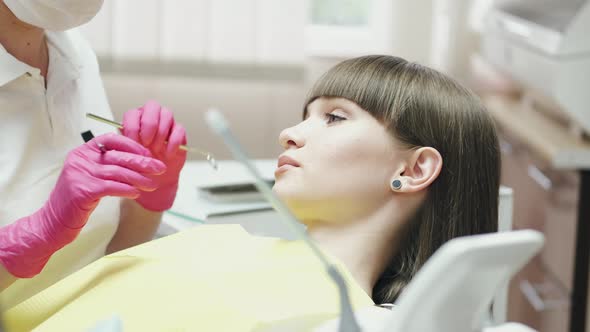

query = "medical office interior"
[[82, 0, 589, 331], [3, 0, 589, 331]]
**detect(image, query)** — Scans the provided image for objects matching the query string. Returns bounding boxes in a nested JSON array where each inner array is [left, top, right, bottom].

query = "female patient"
[[3, 55, 500, 331]]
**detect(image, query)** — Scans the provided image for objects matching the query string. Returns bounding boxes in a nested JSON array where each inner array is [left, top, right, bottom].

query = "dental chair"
[[314, 187, 543, 332], [314, 229, 544, 332]]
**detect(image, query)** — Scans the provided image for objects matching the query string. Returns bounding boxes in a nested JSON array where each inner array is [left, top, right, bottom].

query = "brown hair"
[[304, 55, 500, 304]]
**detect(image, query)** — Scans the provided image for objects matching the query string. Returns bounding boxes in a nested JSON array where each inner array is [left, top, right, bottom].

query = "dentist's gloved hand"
[[122, 100, 187, 212], [0, 134, 166, 278]]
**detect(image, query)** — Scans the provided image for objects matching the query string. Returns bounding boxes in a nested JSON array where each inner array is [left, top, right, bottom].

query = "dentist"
[[0, 0, 187, 309]]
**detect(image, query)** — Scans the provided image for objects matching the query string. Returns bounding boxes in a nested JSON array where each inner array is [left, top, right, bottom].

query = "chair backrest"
[[382, 229, 544, 332]]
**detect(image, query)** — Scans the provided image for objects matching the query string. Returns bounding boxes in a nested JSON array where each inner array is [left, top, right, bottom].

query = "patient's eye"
[[325, 112, 346, 124]]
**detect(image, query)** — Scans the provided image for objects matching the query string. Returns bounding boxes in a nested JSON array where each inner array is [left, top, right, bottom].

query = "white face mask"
[[4, 0, 104, 31]]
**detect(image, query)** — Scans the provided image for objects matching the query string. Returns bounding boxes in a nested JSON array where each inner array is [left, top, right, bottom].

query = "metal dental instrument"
[[204, 109, 361, 332], [86, 113, 218, 170]]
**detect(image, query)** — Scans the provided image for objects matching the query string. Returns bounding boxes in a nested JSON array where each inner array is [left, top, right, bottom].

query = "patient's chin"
[[271, 181, 301, 201]]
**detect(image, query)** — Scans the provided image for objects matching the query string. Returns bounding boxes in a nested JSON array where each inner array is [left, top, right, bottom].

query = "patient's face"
[[273, 97, 404, 224]]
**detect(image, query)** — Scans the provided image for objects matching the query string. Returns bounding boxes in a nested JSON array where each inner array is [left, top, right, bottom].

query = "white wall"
[[389, 0, 434, 65], [78, 0, 306, 65]]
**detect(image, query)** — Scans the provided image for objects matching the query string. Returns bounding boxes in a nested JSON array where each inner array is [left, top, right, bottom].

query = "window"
[[305, 0, 393, 57], [311, 0, 370, 26]]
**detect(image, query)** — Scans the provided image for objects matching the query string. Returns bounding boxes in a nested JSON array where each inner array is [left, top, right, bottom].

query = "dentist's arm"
[[106, 199, 163, 254], [106, 100, 187, 253], [0, 134, 166, 288]]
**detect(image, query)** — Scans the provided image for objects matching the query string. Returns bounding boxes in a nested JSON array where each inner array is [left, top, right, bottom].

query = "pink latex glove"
[[122, 100, 187, 212], [0, 134, 166, 278]]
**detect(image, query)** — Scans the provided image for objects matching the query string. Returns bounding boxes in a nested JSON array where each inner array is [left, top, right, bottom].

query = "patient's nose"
[[278, 126, 305, 149]]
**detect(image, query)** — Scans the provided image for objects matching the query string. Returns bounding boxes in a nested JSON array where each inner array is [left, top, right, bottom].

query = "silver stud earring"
[[391, 179, 402, 190]]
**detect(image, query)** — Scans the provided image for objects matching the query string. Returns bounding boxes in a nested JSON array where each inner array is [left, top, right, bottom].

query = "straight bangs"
[[303, 55, 410, 125]]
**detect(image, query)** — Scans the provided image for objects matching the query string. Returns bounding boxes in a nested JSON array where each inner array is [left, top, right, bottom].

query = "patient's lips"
[[275, 155, 300, 176]]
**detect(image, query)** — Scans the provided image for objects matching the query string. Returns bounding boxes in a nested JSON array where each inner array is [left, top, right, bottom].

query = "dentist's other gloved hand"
[[0, 134, 166, 278], [122, 100, 187, 211]]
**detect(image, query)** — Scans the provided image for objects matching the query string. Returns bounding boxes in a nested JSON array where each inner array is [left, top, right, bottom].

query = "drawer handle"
[[527, 164, 553, 191], [519, 278, 569, 311]]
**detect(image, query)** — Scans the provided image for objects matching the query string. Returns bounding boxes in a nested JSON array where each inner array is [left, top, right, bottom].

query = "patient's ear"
[[391, 147, 442, 193]]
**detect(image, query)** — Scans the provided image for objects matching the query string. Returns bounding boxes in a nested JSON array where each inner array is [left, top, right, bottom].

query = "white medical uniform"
[[0, 29, 120, 309]]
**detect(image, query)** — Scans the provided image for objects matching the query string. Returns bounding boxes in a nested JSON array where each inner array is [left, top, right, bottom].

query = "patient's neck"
[[306, 202, 408, 300]]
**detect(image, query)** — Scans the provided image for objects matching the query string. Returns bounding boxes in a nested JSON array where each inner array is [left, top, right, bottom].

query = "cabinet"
[[485, 95, 590, 332]]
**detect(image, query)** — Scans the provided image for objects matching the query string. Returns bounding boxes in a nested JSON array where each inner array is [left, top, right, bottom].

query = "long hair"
[[304, 55, 500, 303]]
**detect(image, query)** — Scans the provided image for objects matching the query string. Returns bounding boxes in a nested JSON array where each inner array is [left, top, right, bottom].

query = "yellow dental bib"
[[4, 224, 373, 331]]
